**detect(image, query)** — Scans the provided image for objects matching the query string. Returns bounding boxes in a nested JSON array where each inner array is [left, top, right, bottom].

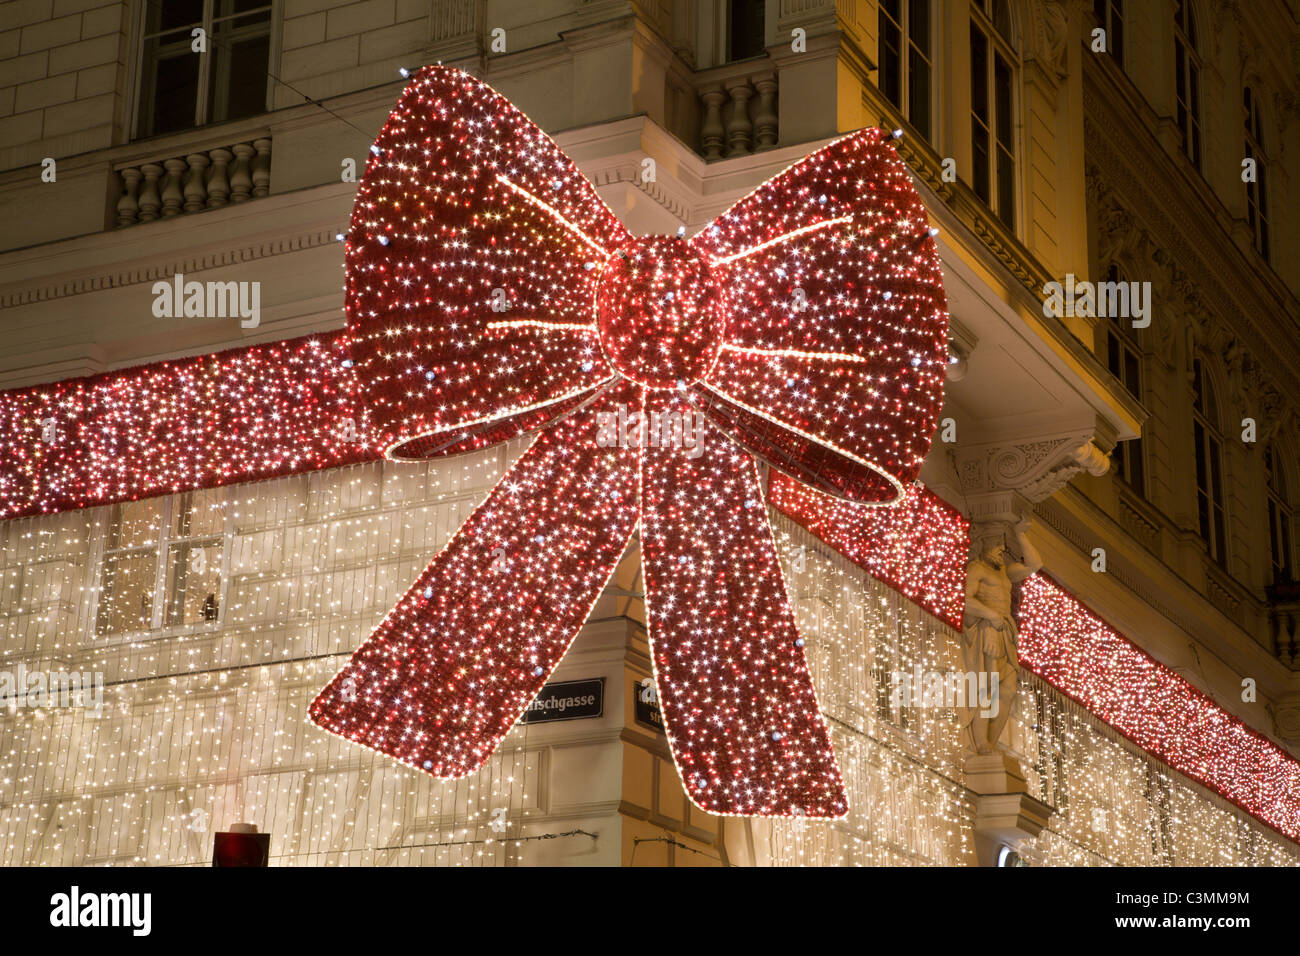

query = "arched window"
[[1093, 0, 1125, 66], [1244, 87, 1271, 261], [970, 0, 1017, 230], [1265, 444, 1293, 584], [879, 0, 934, 140], [1174, 0, 1202, 169], [1104, 264, 1144, 493], [1192, 358, 1226, 565]]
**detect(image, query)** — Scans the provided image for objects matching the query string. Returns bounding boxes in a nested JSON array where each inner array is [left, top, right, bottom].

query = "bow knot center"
[[595, 237, 727, 390]]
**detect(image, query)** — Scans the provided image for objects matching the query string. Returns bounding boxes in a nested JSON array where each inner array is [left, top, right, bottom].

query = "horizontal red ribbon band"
[[2, 332, 1298, 840]]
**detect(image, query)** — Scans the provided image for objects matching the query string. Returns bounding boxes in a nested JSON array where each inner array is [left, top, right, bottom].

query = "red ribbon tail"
[[639, 392, 848, 818], [309, 383, 641, 777]]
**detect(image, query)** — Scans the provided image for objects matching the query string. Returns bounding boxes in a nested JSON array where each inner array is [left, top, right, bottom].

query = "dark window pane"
[[209, 32, 269, 123], [1123, 349, 1140, 397], [1107, 332, 1121, 376], [970, 28, 988, 120], [879, 11, 902, 106], [728, 0, 766, 60], [1194, 421, 1207, 484], [995, 54, 1012, 143], [1212, 507, 1226, 563], [908, 47, 931, 137], [1111, 8, 1123, 61], [1282, 512, 1293, 578], [992, 0, 1012, 41], [908, 0, 930, 53], [972, 132, 990, 202], [1130, 438, 1144, 494], [147, 0, 204, 33], [140, 42, 200, 136], [996, 146, 1014, 228], [1209, 437, 1224, 500], [215, 0, 273, 17]]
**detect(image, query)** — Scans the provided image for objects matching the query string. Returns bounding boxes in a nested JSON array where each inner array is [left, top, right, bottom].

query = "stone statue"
[[960, 516, 1042, 754]]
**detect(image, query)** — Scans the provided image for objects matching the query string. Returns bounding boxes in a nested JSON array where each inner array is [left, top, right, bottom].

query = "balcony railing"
[[1267, 582, 1300, 667], [113, 138, 272, 228], [670, 59, 778, 161]]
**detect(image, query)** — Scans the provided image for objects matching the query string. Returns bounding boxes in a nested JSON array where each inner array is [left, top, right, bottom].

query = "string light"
[[768, 471, 968, 628], [1018, 574, 1300, 843], [0, 334, 368, 521]]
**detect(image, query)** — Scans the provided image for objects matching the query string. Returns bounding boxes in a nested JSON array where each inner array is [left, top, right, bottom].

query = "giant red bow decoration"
[[308, 66, 948, 817]]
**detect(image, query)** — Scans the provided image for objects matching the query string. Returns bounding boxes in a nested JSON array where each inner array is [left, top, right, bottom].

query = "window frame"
[[1103, 266, 1145, 495], [129, 0, 280, 141], [1265, 443, 1293, 585], [969, 0, 1018, 231], [1092, 0, 1124, 68], [1191, 358, 1228, 567], [878, 0, 936, 141], [725, 0, 766, 62], [1243, 87, 1271, 262], [94, 489, 232, 640], [1173, 0, 1202, 170]]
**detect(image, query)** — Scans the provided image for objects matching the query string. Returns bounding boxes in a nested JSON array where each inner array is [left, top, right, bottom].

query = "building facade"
[[0, 0, 1297, 865]]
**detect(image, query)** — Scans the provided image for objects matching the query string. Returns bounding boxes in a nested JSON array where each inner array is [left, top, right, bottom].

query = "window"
[[1093, 0, 1124, 65], [879, 0, 933, 139], [136, 0, 273, 139], [1265, 444, 1293, 584], [1244, 87, 1271, 261], [970, 0, 1016, 230], [1192, 358, 1226, 566], [727, 0, 766, 61], [1173, 0, 1201, 169], [97, 490, 225, 636], [1104, 265, 1144, 494]]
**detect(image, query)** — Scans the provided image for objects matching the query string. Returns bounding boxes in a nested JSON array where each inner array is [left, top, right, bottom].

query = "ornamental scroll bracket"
[[956, 429, 1112, 507]]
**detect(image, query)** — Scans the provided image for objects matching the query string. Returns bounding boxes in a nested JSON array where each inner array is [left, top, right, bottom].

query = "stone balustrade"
[[695, 66, 778, 161], [1267, 585, 1300, 668], [113, 138, 272, 228]]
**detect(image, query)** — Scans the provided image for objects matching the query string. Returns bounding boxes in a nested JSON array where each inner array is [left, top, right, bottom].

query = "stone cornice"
[[0, 228, 340, 309]]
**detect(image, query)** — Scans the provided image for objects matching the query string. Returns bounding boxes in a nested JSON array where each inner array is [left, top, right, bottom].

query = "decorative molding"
[[958, 432, 1110, 504], [1024, 0, 1069, 81], [0, 229, 340, 309], [971, 214, 1043, 295]]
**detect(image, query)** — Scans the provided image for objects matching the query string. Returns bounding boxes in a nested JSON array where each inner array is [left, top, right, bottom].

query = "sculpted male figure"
[[960, 517, 1042, 754]]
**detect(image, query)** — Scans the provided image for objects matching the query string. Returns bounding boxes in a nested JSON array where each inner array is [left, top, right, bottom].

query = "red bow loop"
[[689, 129, 949, 503], [344, 66, 630, 461]]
